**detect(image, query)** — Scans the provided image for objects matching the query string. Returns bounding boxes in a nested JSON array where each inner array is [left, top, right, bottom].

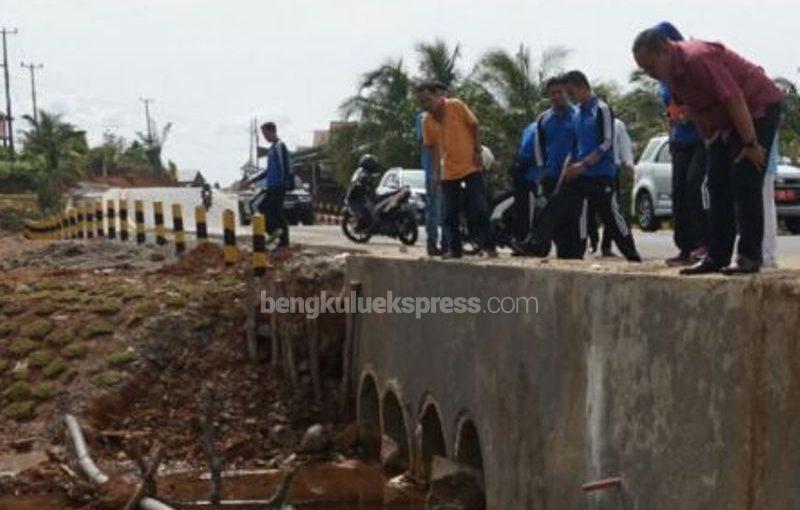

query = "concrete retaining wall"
[[346, 255, 800, 510]]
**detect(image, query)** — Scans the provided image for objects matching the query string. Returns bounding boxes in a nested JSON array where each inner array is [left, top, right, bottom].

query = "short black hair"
[[261, 122, 277, 132], [544, 75, 567, 91], [632, 28, 669, 54], [563, 70, 590, 89], [417, 80, 447, 94]]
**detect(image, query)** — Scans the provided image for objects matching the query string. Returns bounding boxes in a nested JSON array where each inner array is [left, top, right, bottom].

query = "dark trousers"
[[513, 179, 538, 242], [442, 171, 493, 255], [537, 176, 639, 260], [260, 187, 289, 247], [586, 173, 620, 253], [706, 104, 781, 266], [672, 140, 708, 255], [531, 177, 587, 259]]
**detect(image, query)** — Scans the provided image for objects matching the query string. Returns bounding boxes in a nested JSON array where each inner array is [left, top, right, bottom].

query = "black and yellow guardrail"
[[106, 200, 116, 240], [223, 209, 238, 265], [135, 200, 146, 245], [172, 203, 186, 255], [153, 201, 166, 246], [195, 206, 208, 242], [24, 199, 287, 278], [95, 201, 105, 238], [118, 199, 129, 242]]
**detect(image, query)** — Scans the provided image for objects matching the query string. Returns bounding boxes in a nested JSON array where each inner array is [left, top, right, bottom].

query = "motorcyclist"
[[347, 154, 384, 229]]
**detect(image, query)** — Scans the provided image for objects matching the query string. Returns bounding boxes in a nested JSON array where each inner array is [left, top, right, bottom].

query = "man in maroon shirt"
[[633, 29, 782, 274]]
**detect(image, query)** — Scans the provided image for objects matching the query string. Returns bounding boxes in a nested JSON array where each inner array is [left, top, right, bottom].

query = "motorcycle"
[[341, 159, 419, 246]]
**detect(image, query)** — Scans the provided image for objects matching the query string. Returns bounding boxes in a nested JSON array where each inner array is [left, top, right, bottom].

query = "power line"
[[1, 27, 18, 157], [20, 61, 43, 124]]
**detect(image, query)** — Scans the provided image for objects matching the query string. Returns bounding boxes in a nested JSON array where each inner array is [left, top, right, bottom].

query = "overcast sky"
[[2, 0, 798, 185]]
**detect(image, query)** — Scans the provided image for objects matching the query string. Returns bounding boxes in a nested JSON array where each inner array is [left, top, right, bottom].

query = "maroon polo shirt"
[[668, 40, 782, 135]]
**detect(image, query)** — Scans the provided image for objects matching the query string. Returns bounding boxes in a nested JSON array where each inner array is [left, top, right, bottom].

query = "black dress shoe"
[[680, 258, 723, 275], [721, 257, 761, 275], [427, 246, 444, 257]]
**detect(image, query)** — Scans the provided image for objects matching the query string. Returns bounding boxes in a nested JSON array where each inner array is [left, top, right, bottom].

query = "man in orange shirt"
[[418, 82, 496, 258]]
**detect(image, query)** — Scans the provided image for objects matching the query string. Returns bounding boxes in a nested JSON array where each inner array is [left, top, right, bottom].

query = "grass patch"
[[34, 302, 60, 316], [45, 328, 75, 347], [30, 381, 58, 401], [52, 290, 83, 304], [19, 318, 54, 340], [82, 319, 114, 339], [27, 349, 55, 369], [87, 300, 123, 315], [107, 349, 136, 367], [3, 401, 35, 421], [4, 380, 31, 401], [2, 302, 27, 316], [42, 359, 67, 379], [9, 338, 37, 357], [92, 370, 126, 387], [0, 320, 16, 337], [61, 342, 89, 360]]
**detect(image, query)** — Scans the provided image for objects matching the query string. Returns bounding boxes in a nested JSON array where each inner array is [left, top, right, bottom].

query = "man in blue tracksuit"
[[527, 76, 590, 258], [245, 122, 291, 249], [558, 70, 641, 261], [511, 120, 541, 247]]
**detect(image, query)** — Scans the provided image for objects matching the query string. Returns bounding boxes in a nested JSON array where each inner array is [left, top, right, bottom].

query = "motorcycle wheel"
[[397, 213, 418, 246], [341, 209, 371, 244]]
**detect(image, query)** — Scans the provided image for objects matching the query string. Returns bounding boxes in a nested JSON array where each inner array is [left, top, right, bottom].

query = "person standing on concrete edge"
[[559, 70, 642, 262], [592, 116, 636, 257], [763, 135, 780, 269], [417, 82, 449, 257], [653, 21, 710, 267], [245, 122, 291, 250], [633, 29, 782, 274], [418, 81, 496, 258], [510, 119, 542, 252]]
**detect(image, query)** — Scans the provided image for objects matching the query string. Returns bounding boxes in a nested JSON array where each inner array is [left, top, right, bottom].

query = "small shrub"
[[61, 342, 89, 360], [4, 380, 31, 401], [92, 370, 125, 387], [34, 302, 59, 316], [42, 359, 67, 379], [0, 320, 16, 337], [30, 381, 58, 401], [107, 349, 136, 367], [3, 400, 35, 421], [9, 338, 37, 357], [82, 319, 114, 339], [45, 328, 75, 347], [88, 300, 122, 315], [27, 349, 55, 368], [19, 318, 54, 340]]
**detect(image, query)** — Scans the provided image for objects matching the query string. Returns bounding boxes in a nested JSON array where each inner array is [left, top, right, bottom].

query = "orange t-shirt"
[[422, 98, 480, 181]]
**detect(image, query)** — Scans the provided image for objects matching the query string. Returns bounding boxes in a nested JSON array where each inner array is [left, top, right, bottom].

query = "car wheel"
[[636, 191, 660, 232], [784, 218, 800, 235]]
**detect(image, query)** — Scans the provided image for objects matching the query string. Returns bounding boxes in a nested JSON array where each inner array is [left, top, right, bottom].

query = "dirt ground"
[[0, 232, 371, 509]]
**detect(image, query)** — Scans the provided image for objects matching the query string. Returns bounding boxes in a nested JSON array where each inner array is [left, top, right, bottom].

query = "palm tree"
[[136, 119, 172, 171], [415, 39, 461, 89], [19, 110, 88, 211]]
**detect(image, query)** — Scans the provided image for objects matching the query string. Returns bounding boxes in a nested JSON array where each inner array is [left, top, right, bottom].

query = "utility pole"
[[20, 62, 43, 124], [1, 28, 18, 158], [139, 97, 154, 143]]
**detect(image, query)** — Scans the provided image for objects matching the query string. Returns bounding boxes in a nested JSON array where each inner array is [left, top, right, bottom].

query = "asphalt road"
[[288, 224, 800, 269]]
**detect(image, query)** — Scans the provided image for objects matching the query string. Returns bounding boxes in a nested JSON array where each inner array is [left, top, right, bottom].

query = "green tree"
[[415, 39, 461, 89], [19, 111, 88, 211], [775, 77, 800, 163]]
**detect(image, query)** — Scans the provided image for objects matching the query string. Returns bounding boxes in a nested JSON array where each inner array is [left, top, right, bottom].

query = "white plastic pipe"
[[140, 497, 177, 510], [64, 414, 109, 485]]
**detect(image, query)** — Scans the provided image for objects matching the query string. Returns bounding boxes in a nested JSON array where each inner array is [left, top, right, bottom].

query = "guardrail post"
[[135, 200, 146, 244], [154, 201, 166, 245], [252, 213, 267, 277], [172, 203, 186, 255], [195, 206, 208, 242], [69, 208, 77, 239], [119, 199, 129, 241], [95, 201, 105, 238], [76, 203, 85, 239], [223, 209, 238, 265], [86, 205, 95, 239], [106, 200, 116, 240]]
